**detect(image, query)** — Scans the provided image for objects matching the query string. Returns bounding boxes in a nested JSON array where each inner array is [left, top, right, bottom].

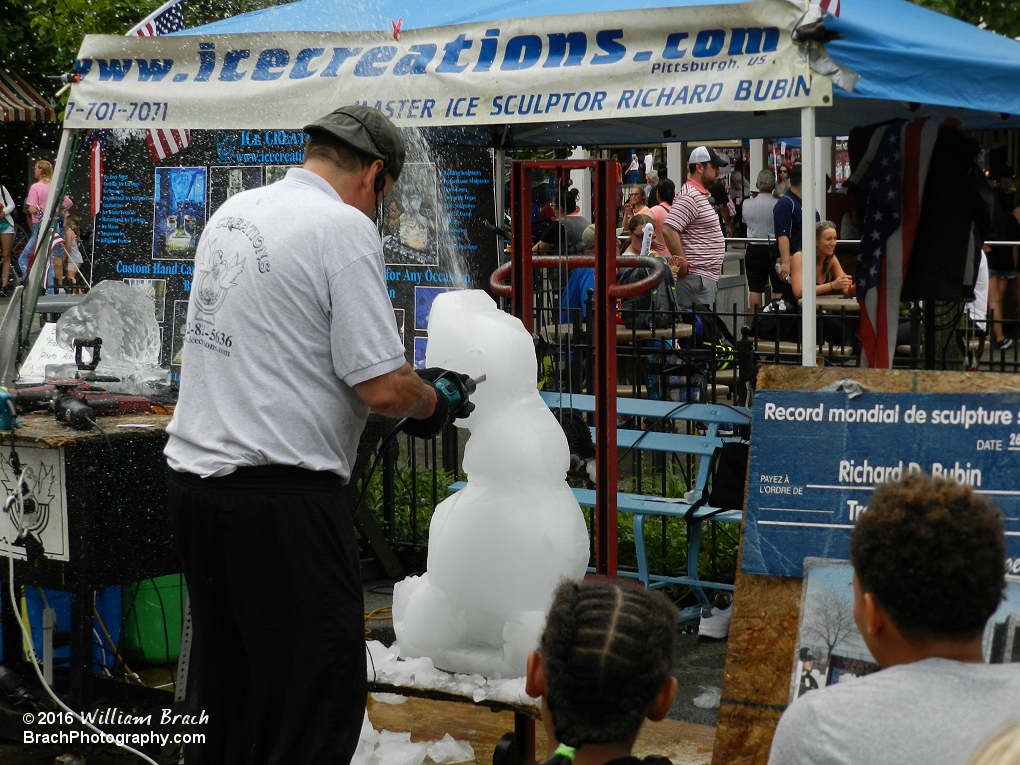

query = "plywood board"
[[368, 696, 716, 765], [712, 367, 1020, 765]]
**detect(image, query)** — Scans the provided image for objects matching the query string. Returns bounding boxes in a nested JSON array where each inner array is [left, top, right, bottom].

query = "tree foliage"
[[3, 0, 286, 91], [911, 0, 1020, 39], [1, 0, 286, 177]]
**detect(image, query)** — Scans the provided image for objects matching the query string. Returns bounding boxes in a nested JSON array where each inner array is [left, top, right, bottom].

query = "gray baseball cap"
[[304, 105, 406, 182], [756, 169, 777, 191]]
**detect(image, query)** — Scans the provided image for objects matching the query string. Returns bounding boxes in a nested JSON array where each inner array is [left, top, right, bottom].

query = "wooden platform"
[[10, 409, 172, 446], [367, 695, 716, 765]]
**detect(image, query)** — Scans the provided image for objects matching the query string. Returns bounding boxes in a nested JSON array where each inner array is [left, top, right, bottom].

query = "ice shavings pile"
[[366, 640, 537, 708], [354, 713, 475, 765]]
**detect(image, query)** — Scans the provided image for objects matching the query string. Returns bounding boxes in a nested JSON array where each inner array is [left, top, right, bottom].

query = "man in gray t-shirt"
[[769, 474, 1020, 765], [164, 107, 468, 765]]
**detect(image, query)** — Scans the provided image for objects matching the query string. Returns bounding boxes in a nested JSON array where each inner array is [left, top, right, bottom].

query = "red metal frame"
[[495, 159, 626, 577]]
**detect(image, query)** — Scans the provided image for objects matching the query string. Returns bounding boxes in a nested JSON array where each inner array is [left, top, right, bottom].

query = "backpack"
[[619, 259, 678, 329], [685, 440, 750, 519], [683, 305, 737, 371]]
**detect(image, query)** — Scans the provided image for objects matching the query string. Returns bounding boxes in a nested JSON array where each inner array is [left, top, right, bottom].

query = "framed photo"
[[153, 166, 207, 261], [383, 162, 440, 267]]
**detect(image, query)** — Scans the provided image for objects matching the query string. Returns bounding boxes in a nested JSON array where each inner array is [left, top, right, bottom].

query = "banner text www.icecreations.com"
[[66, 0, 830, 130]]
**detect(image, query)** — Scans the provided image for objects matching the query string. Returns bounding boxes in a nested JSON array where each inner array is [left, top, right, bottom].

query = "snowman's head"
[[424, 290, 536, 423]]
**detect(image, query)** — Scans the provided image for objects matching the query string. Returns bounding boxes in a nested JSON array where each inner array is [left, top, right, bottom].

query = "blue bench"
[[451, 392, 750, 622], [540, 392, 750, 620]]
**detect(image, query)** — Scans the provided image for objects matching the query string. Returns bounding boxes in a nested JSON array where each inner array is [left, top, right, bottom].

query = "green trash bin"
[[121, 575, 187, 664]]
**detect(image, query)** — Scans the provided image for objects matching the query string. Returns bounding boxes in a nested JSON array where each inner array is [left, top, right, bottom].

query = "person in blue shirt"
[[561, 225, 596, 323], [773, 164, 819, 280]]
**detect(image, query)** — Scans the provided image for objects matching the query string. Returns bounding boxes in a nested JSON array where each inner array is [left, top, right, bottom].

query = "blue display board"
[[744, 390, 1020, 578]]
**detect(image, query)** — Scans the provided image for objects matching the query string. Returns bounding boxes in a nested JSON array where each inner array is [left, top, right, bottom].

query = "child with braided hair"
[[525, 581, 679, 765]]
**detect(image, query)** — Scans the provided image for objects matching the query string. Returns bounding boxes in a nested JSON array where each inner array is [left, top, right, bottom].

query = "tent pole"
[[666, 143, 683, 184], [817, 136, 832, 200], [800, 107, 817, 366], [570, 147, 591, 222], [750, 139, 765, 177], [19, 127, 80, 350]]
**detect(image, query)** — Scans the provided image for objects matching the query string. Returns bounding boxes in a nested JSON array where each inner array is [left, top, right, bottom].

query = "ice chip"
[[693, 686, 721, 709], [379, 731, 413, 746], [367, 640, 396, 666], [426, 734, 475, 764], [361, 712, 380, 747], [375, 733, 426, 765], [371, 693, 408, 705]]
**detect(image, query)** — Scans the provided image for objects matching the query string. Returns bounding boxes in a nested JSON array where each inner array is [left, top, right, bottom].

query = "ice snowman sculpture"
[[392, 290, 589, 678]]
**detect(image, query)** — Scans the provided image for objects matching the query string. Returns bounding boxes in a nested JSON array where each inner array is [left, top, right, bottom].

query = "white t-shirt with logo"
[[768, 658, 1020, 765], [165, 168, 406, 480]]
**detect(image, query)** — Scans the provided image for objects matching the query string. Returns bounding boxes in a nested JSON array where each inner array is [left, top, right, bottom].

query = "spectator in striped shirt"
[[662, 146, 729, 309]]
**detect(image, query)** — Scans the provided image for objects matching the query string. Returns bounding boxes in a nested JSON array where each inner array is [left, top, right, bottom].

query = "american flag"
[[127, 0, 185, 37], [854, 118, 944, 368], [127, 0, 190, 162], [810, 0, 840, 17]]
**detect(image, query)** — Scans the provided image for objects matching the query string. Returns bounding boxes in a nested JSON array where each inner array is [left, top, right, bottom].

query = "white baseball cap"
[[689, 146, 729, 168]]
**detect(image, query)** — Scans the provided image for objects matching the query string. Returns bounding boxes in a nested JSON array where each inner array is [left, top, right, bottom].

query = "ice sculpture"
[[53, 280, 169, 395], [392, 290, 589, 678]]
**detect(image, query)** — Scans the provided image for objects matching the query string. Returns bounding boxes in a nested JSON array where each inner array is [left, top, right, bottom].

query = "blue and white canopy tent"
[[9, 0, 1020, 373], [174, 0, 1020, 142]]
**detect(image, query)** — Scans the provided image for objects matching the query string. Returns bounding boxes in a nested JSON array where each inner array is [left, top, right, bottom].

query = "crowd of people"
[[0, 159, 80, 296], [539, 146, 838, 334], [534, 149, 1020, 360]]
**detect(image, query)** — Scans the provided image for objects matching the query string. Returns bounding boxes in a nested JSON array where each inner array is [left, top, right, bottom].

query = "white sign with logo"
[[68, 0, 829, 130], [17, 323, 77, 385]]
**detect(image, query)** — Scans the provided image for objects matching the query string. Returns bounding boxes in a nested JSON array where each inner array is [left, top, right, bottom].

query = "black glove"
[[415, 367, 446, 383], [402, 368, 476, 439], [402, 384, 450, 439]]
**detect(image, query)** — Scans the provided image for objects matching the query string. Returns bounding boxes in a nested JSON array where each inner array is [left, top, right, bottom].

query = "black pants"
[[168, 466, 365, 765], [745, 243, 780, 294]]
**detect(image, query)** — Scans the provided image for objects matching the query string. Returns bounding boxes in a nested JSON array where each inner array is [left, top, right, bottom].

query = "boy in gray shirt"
[[769, 473, 1020, 765]]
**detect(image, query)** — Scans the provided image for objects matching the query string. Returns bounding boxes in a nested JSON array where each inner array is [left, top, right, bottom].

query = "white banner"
[[67, 0, 829, 130]]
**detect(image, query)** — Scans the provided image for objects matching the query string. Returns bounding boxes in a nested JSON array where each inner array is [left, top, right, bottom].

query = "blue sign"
[[744, 391, 1020, 578]]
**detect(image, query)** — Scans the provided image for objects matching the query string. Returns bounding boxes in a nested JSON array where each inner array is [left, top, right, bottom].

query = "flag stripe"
[[90, 139, 104, 217], [811, 0, 840, 17], [146, 128, 191, 162]]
